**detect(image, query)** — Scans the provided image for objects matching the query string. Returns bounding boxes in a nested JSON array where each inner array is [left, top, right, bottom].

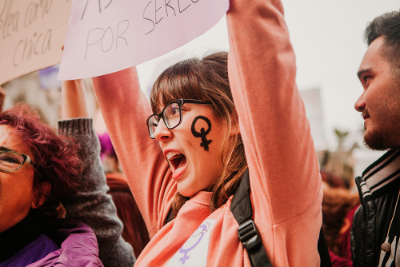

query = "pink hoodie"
[[92, 0, 323, 266]]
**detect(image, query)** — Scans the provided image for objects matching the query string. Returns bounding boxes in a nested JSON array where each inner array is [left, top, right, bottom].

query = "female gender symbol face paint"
[[191, 116, 213, 151]]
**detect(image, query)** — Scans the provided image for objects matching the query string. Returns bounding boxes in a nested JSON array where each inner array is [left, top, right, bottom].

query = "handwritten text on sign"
[[58, 0, 229, 80], [0, 0, 72, 85]]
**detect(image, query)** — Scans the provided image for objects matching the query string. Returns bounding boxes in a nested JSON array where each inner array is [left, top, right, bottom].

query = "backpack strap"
[[318, 228, 332, 267], [231, 169, 332, 267], [230, 169, 273, 267]]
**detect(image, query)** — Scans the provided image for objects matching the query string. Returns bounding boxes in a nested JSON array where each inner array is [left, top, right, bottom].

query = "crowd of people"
[[1, 0, 400, 266]]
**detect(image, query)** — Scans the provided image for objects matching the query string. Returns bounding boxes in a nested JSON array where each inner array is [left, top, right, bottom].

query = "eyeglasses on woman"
[[146, 99, 212, 139]]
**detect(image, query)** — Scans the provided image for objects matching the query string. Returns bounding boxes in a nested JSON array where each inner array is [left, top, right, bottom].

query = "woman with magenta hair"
[[0, 104, 103, 267], [89, 0, 323, 265], [0, 81, 134, 266]]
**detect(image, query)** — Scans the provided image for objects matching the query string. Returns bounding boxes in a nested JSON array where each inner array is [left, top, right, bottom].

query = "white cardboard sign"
[[0, 0, 72, 85], [58, 0, 229, 80]]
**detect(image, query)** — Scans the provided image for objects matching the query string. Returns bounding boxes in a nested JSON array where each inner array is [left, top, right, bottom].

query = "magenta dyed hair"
[[0, 104, 81, 218]]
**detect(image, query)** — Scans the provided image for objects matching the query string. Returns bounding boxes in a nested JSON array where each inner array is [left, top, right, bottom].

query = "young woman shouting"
[[91, 0, 323, 265]]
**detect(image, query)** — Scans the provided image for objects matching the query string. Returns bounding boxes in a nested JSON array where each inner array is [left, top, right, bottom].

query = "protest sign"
[[58, 0, 229, 80], [0, 0, 72, 85], [39, 64, 60, 89]]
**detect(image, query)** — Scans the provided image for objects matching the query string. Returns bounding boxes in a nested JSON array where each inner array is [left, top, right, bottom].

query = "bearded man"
[[352, 10, 400, 267]]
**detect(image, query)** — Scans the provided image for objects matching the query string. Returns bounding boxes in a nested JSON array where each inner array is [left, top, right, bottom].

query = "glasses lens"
[[148, 115, 159, 138], [0, 151, 24, 171], [164, 102, 181, 128]]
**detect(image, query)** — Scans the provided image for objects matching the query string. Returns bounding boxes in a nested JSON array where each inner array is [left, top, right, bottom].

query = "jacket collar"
[[0, 212, 49, 262], [359, 149, 400, 200], [27, 219, 104, 267]]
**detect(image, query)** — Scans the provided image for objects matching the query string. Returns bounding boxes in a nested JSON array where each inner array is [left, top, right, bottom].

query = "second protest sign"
[[58, 0, 229, 80]]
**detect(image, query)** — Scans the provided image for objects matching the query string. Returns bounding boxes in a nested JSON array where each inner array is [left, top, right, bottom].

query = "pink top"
[[92, 0, 323, 266]]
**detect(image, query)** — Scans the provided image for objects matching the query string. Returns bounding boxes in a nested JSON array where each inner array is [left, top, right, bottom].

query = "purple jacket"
[[1, 220, 104, 267]]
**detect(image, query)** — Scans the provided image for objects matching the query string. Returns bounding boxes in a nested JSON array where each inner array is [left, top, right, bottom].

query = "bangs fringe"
[[150, 58, 207, 113]]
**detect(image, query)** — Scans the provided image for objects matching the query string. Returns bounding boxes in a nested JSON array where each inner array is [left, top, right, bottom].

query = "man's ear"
[[31, 182, 51, 209], [229, 111, 240, 136]]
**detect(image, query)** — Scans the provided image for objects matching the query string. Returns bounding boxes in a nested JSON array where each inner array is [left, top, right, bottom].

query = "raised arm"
[[227, 0, 322, 265], [61, 80, 89, 118], [92, 68, 175, 238], [60, 80, 135, 267]]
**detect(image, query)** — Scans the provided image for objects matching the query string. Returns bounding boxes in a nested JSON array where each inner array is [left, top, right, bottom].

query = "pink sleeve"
[[227, 0, 322, 265], [92, 68, 175, 238]]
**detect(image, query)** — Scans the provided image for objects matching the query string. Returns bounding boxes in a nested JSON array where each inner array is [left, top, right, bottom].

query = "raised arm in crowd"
[[59, 79, 135, 267], [91, 0, 322, 266]]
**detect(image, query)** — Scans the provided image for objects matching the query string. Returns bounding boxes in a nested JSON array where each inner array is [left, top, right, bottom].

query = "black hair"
[[365, 11, 400, 70]]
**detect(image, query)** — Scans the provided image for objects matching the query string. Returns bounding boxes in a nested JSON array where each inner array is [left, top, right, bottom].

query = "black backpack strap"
[[231, 169, 333, 267], [230, 169, 273, 267], [318, 228, 332, 267]]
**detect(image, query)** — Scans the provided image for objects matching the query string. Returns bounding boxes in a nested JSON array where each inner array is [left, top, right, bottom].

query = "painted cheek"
[[191, 116, 213, 152]]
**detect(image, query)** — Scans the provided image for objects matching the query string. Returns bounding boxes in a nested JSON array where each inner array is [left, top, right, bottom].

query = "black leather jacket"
[[351, 150, 400, 267]]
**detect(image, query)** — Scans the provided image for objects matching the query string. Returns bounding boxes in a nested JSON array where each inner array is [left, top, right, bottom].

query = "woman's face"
[[0, 125, 37, 233], [154, 102, 227, 197]]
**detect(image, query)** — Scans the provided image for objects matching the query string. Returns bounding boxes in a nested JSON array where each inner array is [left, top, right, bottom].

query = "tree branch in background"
[[0, 86, 6, 112], [61, 80, 89, 119]]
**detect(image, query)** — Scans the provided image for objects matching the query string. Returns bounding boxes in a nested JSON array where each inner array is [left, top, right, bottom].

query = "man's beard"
[[363, 122, 400, 151], [363, 127, 389, 150]]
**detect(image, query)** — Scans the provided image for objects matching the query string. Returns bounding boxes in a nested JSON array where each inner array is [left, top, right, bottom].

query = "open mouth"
[[166, 151, 187, 174]]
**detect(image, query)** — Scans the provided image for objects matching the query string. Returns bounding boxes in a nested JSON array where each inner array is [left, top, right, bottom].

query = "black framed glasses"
[[0, 150, 41, 175], [146, 99, 213, 139]]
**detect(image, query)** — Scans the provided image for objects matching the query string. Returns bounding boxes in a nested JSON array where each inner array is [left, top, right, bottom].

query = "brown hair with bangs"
[[150, 52, 247, 215]]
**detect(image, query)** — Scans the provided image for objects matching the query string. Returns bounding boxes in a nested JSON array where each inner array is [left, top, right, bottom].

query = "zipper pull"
[[381, 237, 391, 252]]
